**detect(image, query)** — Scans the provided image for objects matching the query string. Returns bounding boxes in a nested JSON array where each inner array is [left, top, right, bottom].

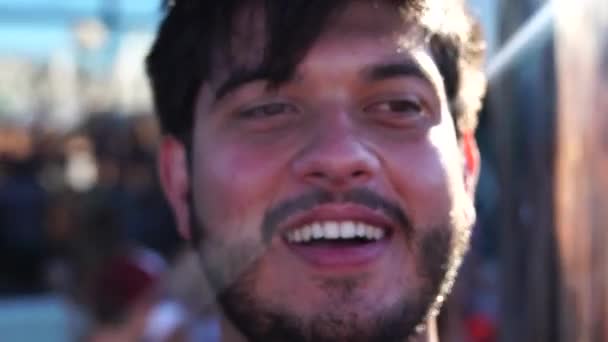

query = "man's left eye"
[[238, 102, 298, 119], [365, 99, 424, 117]]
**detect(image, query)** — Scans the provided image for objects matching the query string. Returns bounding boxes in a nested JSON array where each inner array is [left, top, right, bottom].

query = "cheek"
[[191, 137, 291, 236], [383, 141, 455, 226]]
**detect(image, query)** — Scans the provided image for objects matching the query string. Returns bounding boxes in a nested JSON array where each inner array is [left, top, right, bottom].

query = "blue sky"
[[0, 0, 498, 62], [0, 0, 162, 59]]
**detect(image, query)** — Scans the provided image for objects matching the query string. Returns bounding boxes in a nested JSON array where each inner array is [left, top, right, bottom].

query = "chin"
[[215, 265, 439, 342]]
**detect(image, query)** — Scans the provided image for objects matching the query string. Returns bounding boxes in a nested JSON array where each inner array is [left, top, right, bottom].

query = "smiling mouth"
[[285, 221, 386, 244], [282, 219, 392, 268]]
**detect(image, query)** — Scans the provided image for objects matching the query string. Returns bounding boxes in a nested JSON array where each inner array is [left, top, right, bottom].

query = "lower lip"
[[286, 239, 390, 268]]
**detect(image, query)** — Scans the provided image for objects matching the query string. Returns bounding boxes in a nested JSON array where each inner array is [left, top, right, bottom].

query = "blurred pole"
[[490, 1, 559, 341], [555, 1, 608, 341], [100, 0, 120, 68], [487, 1, 554, 82]]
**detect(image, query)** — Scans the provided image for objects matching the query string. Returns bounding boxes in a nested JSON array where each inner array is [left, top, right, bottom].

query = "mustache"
[[262, 188, 412, 242]]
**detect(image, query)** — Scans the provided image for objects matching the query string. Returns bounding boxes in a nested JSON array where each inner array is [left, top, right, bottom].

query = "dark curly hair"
[[146, 0, 486, 142]]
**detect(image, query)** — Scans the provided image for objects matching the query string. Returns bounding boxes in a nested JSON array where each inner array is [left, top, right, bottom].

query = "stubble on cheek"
[[190, 178, 270, 287], [190, 189, 268, 295], [199, 232, 266, 295]]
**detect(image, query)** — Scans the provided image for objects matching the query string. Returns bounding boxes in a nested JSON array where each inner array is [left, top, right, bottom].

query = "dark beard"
[[204, 228, 453, 342], [218, 285, 430, 342], [191, 188, 464, 342]]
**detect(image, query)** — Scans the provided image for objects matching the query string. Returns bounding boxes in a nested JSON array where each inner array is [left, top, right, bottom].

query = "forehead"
[[210, 1, 428, 85]]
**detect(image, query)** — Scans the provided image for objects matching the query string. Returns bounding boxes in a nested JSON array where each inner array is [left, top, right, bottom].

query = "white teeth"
[[339, 221, 356, 238], [286, 221, 386, 244], [355, 222, 366, 238], [362, 225, 384, 240], [312, 223, 323, 239], [374, 228, 385, 240], [365, 225, 375, 239], [293, 229, 303, 243], [324, 221, 340, 239], [301, 225, 312, 242]]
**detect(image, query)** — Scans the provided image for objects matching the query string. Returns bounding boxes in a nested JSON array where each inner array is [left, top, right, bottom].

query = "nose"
[[291, 115, 380, 191]]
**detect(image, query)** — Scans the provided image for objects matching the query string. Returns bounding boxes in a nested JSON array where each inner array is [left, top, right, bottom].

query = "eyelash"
[[364, 98, 425, 117], [238, 102, 298, 119]]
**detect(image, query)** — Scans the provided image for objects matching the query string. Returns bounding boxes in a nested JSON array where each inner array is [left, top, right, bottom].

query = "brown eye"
[[366, 99, 423, 117], [239, 102, 298, 119]]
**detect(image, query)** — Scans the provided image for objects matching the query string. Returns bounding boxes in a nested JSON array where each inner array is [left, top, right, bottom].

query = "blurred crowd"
[[0, 113, 220, 341], [0, 113, 176, 293]]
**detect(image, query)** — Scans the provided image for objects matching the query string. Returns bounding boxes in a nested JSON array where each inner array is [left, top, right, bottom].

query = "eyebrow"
[[363, 60, 432, 84], [214, 67, 273, 101], [214, 59, 433, 101]]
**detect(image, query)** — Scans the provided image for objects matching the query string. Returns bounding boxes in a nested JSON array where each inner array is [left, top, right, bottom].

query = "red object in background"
[[466, 314, 497, 342], [96, 255, 156, 308], [90, 253, 161, 323]]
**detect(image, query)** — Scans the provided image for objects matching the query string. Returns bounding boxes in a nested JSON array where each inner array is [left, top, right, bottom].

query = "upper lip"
[[278, 203, 396, 237]]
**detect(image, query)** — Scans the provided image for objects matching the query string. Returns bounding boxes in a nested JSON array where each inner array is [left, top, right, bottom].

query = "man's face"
[[160, 1, 478, 341]]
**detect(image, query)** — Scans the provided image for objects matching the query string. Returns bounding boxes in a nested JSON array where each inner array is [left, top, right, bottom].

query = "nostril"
[[310, 171, 325, 179], [352, 170, 367, 178]]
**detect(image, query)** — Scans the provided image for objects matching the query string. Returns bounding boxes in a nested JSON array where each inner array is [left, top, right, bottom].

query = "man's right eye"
[[238, 102, 298, 119]]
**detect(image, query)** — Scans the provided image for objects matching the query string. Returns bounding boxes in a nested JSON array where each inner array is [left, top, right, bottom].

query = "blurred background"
[[0, 0, 606, 341]]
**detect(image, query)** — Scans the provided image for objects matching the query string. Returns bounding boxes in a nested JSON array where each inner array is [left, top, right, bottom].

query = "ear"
[[158, 136, 192, 240], [460, 131, 480, 197]]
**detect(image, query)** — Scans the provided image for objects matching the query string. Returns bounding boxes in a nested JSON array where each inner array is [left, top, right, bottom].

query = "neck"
[[219, 315, 439, 342]]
